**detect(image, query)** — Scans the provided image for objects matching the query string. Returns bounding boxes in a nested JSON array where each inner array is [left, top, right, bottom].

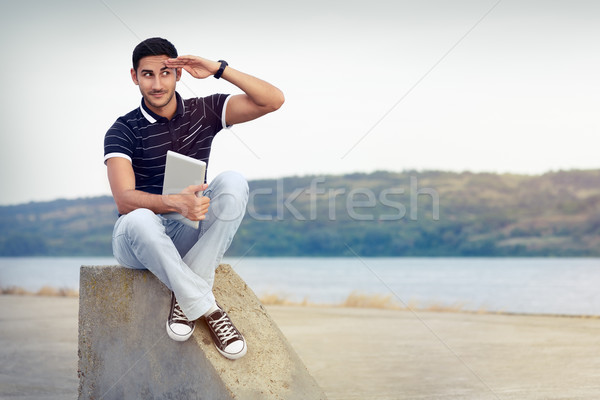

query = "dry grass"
[[259, 293, 295, 306], [342, 291, 402, 310], [259, 290, 470, 313], [36, 286, 60, 296], [259, 293, 312, 306], [57, 287, 79, 297], [1, 286, 79, 297], [342, 292, 469, 313], [423, 301, 467, 313], [1, 286, 32, 296]]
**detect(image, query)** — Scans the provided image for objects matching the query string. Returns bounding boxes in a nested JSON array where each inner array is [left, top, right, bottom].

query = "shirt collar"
[[139, 92, 185, 123]]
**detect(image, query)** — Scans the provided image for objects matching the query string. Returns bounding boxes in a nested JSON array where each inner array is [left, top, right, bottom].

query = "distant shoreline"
[[3, 170, 600, 257], [3, 289, 599, 319]]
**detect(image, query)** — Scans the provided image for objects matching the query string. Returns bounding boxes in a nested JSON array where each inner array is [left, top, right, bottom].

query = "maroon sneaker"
[[205, 306, 247, 359]]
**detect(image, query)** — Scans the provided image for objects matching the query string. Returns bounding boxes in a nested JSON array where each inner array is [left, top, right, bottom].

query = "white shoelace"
[[172, 302, 190, 324], [208, 313, 240, 343]]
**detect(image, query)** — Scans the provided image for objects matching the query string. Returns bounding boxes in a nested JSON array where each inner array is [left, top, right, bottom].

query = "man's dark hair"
[[132, 37, 178, 71]]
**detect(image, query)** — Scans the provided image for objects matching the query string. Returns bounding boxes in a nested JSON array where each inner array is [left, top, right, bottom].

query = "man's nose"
[[152, 76, 162, 90]]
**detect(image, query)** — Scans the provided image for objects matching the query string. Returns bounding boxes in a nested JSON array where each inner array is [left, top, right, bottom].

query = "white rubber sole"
[[215, 336, 247, 360], [166, 320, 194, 342]]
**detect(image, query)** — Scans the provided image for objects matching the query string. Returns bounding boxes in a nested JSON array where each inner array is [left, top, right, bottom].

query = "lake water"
[[1, 257, 599, 316]]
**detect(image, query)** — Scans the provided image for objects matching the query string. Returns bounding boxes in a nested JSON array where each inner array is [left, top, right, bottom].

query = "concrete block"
[[78, 264, 327, 400]]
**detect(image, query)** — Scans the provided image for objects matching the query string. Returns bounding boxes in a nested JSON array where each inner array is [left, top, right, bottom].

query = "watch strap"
[[214, 60, 228, 79]]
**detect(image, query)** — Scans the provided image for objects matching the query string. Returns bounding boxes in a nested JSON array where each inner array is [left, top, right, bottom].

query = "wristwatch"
[[214, 60, 228, 79]]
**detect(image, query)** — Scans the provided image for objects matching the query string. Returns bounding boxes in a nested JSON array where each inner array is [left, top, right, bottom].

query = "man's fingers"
[[181, 184, 206, 195], [163, 58, 186, 68], [164, 55, 196, 66], [194, 183, 209, 193]]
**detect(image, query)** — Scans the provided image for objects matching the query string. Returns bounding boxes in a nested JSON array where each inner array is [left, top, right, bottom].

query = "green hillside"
[[1, 169, 600, 257]]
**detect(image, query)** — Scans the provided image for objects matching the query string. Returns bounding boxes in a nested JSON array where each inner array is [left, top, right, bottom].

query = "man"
[[104, 37, 284, 360]]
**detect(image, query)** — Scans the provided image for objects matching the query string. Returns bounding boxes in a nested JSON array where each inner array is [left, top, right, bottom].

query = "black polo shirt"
[[104, 92, 231, 195]]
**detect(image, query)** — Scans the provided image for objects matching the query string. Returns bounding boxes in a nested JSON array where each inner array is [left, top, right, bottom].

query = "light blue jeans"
[[111, 171, 249, 321]]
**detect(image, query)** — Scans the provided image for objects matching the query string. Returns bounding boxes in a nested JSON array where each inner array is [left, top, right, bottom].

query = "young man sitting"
[[104, 37, 284, 359]]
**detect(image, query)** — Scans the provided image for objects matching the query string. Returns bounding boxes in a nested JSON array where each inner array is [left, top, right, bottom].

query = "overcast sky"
[[0, 0, 598, 205]]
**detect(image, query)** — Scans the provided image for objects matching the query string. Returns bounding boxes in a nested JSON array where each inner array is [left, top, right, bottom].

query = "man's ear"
[[176, 67, 182, 82], [130, 68, 139, 85]]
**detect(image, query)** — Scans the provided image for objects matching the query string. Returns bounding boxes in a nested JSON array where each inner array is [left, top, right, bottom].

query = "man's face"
[[131, 55, 181, 115]]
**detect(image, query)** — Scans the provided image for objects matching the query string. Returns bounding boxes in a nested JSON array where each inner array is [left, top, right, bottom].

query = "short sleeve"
[[104, 119, 136, 164], [197, 93, 232, 132], [222, 94, 233, 128]]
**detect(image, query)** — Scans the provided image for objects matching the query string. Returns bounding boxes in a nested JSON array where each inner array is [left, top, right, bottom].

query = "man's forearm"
[[221, 66, 284, 111], [114, 189, 183, 215], [113, 186, 208, 221]]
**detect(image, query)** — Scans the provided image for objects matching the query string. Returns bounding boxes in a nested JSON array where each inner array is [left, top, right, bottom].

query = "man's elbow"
[[114, 200, 131, 216], [268, 89, 285, 112], [116, 204, 131, 215], [112, 194, 134, 215]]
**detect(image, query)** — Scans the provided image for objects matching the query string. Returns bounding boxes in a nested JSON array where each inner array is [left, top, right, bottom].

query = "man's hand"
[[168, 184, 210, 221], [164, 56, 219, 79]]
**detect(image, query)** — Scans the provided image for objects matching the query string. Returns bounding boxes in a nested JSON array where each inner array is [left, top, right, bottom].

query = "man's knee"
[[214, 171, 248, 195], [209, 171, 249, 202], [120, 208, 162, 235], [207, 171, 248, 221]]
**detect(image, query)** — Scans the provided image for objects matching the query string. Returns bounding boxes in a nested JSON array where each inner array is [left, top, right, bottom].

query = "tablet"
[[161, 150, 207, 229]]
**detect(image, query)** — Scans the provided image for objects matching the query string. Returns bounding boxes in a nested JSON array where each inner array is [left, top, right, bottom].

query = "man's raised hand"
[[164, 56, 220, 79]]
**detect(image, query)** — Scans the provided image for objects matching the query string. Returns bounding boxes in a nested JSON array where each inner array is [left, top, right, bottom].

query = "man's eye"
[[162, 71, 170, 76]]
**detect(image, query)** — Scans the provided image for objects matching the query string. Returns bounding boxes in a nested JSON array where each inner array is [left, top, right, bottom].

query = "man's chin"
[[144, 96, 173, 111]]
